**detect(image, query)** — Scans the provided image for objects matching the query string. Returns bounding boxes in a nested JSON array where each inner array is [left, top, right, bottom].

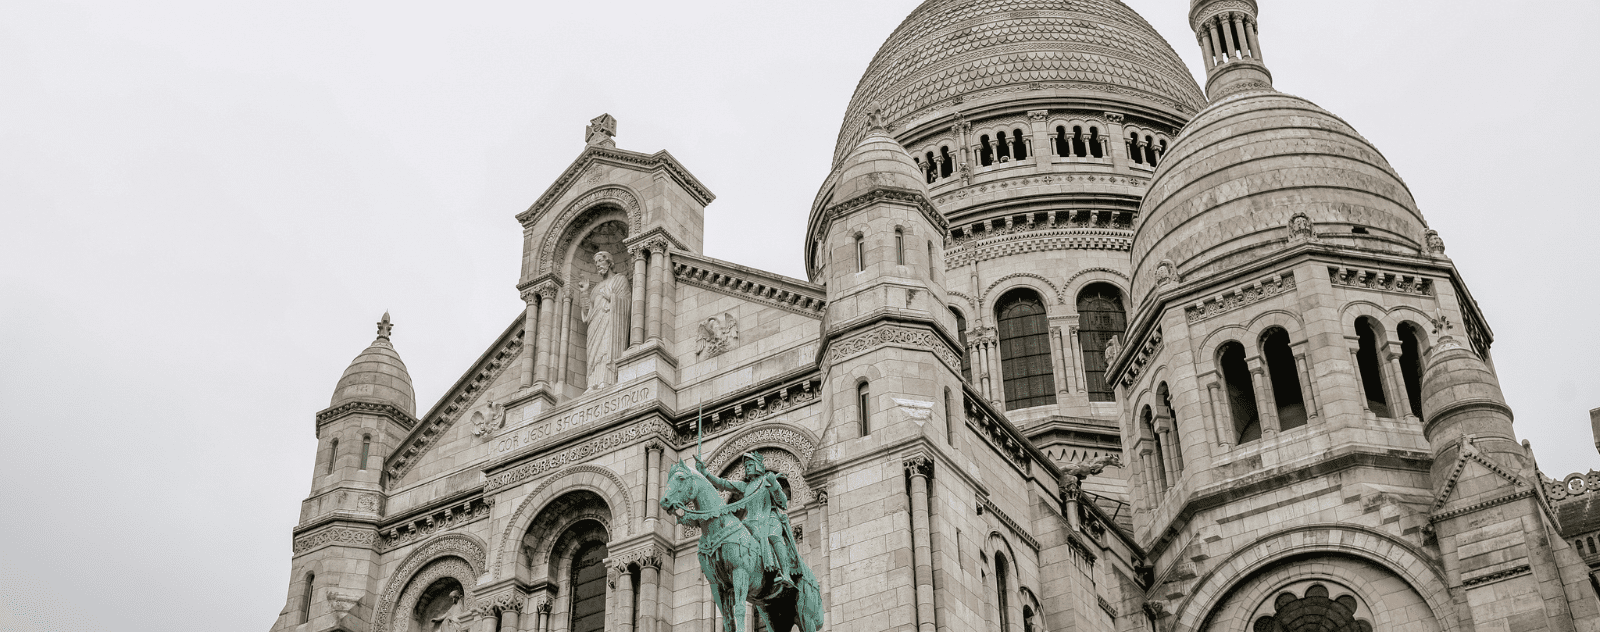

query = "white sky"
[[1, 1, 1596, 630]]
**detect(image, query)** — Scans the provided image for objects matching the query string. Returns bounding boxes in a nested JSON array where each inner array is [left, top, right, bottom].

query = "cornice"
[[315, 401, 418, 435], [672, 252, 826, 318], [517, 146, 714, 227], [977, 496, 1041, 552]]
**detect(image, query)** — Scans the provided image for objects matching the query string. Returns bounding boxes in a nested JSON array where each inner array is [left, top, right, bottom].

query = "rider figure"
[[696, 452, 801, 593]]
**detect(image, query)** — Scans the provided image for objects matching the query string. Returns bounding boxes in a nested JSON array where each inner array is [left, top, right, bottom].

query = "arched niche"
[[390, 557, 479, 632], [555, 214, 632, 392]]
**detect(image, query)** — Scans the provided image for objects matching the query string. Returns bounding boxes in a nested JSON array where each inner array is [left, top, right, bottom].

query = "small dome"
[[330, 312, 416, 416], [832, 128, 930, 204], [1130, 91, 1429, 307]]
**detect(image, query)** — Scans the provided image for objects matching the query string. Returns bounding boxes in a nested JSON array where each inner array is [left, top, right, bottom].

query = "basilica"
[[269, 2, 1600, 632]]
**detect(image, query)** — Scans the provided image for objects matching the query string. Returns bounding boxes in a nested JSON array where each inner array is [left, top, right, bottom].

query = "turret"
[[1189, 0, 1273, 100], [271, 313, 419, 632], [808, 112, 960, 447]]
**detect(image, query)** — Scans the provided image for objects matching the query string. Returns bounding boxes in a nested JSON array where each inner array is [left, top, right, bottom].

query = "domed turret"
[[330, 312, 416, 416], [1130, 91, 1430, 307], [834, 120, 930, 202]]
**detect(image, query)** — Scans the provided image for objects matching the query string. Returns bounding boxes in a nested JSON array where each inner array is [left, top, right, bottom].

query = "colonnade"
[[1196, 11, 1262, 69]]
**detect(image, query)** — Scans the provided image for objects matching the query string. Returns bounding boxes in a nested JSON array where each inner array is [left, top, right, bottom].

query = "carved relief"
[[1184, 271, 1297, 323], [1328, 267, 1432, 297], [825, 324, 962, 372], [1425, 229, 1446, 255], [380, 498, 494, 551], [695, 313, 739, 359], [374, 534, 488, 632], [1287, 212, 1316, 244], [472, 400, 507, 438], [293, 525, 377, 555]]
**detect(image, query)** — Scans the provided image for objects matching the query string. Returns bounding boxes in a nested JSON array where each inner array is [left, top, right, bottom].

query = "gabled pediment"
[[516, 145, 714, 228], [1432, 435, 1528, 514]]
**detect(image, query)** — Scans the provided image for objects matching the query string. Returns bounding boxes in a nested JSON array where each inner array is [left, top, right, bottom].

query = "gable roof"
[[516, 145, 715, 227]]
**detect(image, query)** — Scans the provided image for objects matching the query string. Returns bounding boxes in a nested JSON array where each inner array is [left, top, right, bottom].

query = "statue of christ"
[[579, 250, 631, 392]]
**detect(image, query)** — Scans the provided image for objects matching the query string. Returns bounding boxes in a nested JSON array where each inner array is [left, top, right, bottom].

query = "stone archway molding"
[[702, 423, 820, 482], [1169, 524, 1455, 632], [373, 533, 489, 632], [536, 185, 643, 277], [494, 464, 634, 580]]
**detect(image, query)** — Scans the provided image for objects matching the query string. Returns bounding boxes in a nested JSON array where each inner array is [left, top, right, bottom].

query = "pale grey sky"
[[1, 1, 1596, 630]]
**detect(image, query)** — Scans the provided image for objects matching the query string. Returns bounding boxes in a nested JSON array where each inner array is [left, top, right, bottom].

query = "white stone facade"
[[268, 3, 1600, 632]]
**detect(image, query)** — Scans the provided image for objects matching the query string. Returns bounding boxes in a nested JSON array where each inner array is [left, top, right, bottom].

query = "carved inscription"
[[486, 418, 672, 491], [496, 385, 653, 454]]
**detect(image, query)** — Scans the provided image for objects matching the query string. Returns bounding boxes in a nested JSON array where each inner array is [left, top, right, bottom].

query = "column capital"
[[644, 438, 666, 454], [903, 451, 934, 478]]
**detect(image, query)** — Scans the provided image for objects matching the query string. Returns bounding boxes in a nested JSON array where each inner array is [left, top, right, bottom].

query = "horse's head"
[[660, 460, 700, 519]]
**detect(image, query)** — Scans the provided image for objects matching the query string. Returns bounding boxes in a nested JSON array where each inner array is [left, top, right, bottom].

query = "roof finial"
[[865, 104, 888, 134], [376, 311, 393, 340], [585, 114, 618, 147]]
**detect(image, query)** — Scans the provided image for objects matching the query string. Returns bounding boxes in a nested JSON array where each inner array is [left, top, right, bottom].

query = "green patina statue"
[[661, 453, 823, 632]]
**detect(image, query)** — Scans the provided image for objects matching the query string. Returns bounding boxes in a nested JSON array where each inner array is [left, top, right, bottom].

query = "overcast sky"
[[1, 1, 1597, 630]]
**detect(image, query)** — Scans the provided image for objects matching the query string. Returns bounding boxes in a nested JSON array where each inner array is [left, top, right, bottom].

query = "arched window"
[[1219, 341, 1260, 443], [939, 146, 954, 178], [895, 228, 905, 266], [1054, 126, 1070, 156], [858, 381, 872, 436], [1072, 126, 1086, 157], [979, 135, 995, 166], [1354, 317, 1391, 418], [359, 435, 371, 471], [1262, 328, 1307, 430], [1012, 130, 1028, 160], [1156, 139, 1168, 164], [1398, 322, 1425, 419], [923, 152, 938, 183], [1589, 537, 1597, 556], [1141, 405, 1168, 490], [1158, 382, 1182, 475], [996, 288, 1057, 410], [1023, 605, 1036, 632], [994, 553, 1013, 632], [1077, 284, 1128, 403], [570, 542, 609, 632], [855, 234, 866, 272], [996, 132, 1013, 162], [1088, 127, 1103, 158], [952, 307, 972, 383], [1128, 132, 1142, 164], [1143, 136, 1158, 166], [326, 439, 338, 475], [301, 572, 315, 623]]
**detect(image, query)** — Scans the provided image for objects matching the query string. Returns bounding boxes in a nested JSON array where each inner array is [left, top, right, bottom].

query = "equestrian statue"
[[660, 452, 823, 632]]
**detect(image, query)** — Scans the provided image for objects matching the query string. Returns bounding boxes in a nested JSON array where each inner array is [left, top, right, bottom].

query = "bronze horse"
[[660, 460, 823, 632]]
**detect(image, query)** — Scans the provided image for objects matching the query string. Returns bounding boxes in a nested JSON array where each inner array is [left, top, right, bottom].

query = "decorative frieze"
[[1328, 266, 1433, 297], [292, 525, 378, 555], [1545, 470, 1600, 501], [673, 257, 826, 317], [977, 496, 1041, 552], [825, 323, 962, 373], [485, 417, 675, 492], [387, 325, 525, 482], [945, 229, 1133, 268], [947, 210, 1133, 246], [315, 400, 418, 434], [705, 425, 819, 478], [379, 498, 494, 551], [609, 543, 669, 570], [492, 384, 655, 454], [1184, 271, 1297, 323], [1116, 326, 1164, 386], [1462, 564, 1531, 587], [692, 378, 822, 446]]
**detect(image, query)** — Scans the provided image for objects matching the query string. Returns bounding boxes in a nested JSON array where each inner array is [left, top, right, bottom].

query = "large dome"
[[1130, 91, 1430, 307], [834, 0, 1207, 164]]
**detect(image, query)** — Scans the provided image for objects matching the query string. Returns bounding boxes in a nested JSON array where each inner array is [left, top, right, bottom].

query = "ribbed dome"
[[834, 0, 1207, 164], [330, 313, 416, 416], [1130, 91, 1430, 307]]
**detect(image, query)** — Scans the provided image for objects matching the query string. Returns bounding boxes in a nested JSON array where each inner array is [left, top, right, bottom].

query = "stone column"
[[474, 612, 498, 632], [1348, 347, 1370, 414], [555, 296, 574, 390], [1205, 381, 1230, 447], [638, 555, 661, 632], [1249, 18, 1264, 61], [630, 248, 648, 346], [645, 441, 664, 526], [1049, 328, 1070, 396], [815, 487, 831, 610], [1067, 325, 1087, 392], [534, 599, 552, 632], [1294, 352, 1319, 420], [1220, 14, 1239, 60], [647, 243, 667, 342], [500, 607, 521, 632], [988, 341, 1005, 402], [977, 342, 992, 400], [904, 454, 937, 632], [534, 290, 557, 384], [1198, 33, 1214, 69], [1249, 364, 1277, 437], [1385, 346, 1415, 420], [522, 292, 540, 387], [1207, 20, 1225, 66], [1141, 447, 1160, 502], [615, 564, 635, 632], [1238, 14, 1256, 59], [1156, 412, 1178, 479]]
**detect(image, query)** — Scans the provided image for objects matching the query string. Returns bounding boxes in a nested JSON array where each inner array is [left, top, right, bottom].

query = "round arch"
[[536, 185, 644, 277], [494, 464, 633, 581], [372, 533, 488, 632], [1061, 269, 1130, 308], [984, 273, 1061, 308], [1171, 525, 1454, 632]]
